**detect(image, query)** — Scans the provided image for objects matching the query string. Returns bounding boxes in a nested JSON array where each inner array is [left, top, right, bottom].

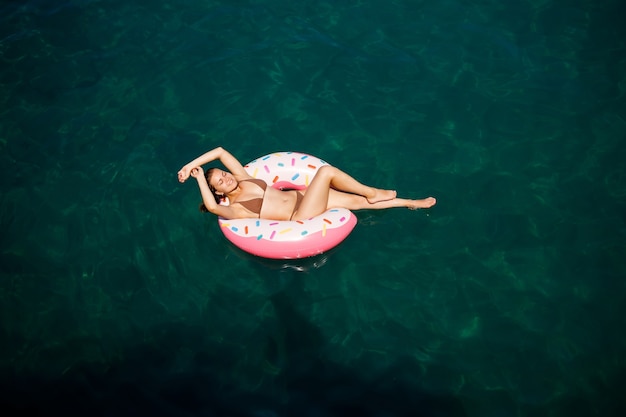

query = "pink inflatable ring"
[[218, 152, 357, 259]]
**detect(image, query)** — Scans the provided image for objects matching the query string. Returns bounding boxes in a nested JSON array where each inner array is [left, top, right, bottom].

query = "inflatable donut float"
[[218, 152, 357, 259]]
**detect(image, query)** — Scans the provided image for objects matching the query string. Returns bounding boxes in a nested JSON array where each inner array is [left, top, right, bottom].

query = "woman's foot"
[[367, 189, 397, 204], [408, 197, 437, 210]]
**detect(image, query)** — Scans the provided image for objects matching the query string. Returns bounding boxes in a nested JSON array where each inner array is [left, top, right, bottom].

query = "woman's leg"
[[292, 165, 398, 220], [328, 189, 437, 211]]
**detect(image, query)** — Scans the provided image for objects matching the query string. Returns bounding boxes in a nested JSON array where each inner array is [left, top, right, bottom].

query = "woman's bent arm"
[[178, 147, 248, 183]]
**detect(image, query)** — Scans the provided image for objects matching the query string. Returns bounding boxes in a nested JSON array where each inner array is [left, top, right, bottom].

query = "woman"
[[178, 147, 436, 221]]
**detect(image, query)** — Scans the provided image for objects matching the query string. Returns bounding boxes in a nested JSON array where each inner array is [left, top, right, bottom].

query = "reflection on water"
[[225, 241, 335, 272]]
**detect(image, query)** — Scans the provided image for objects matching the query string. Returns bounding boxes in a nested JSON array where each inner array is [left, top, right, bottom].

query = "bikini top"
[[237, 178, 267, 216]]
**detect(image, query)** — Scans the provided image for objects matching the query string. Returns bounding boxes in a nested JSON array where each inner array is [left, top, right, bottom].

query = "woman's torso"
[[233, 179, 299, 220]]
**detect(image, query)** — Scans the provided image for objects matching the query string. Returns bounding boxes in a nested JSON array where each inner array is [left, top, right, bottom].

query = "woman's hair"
[[199, 167, 225, 212]]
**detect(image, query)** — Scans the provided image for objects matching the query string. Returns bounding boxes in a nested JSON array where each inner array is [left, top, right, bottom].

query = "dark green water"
[[1, 0, 625, 416]]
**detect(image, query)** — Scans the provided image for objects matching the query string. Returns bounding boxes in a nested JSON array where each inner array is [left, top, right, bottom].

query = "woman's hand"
[[178, 165, 192, 183], [178, 165, 204, 182], [190, 166, 204, 179]]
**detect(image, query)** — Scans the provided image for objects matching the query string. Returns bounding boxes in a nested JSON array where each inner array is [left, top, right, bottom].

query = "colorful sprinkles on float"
[[218, 152, 357, 259]]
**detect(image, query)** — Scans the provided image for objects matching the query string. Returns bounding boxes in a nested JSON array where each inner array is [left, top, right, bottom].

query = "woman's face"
[[209, 169, 237, 195]]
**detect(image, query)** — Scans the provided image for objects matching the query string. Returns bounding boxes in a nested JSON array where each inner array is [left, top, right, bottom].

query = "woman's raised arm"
[[178, 147, 249, 183]]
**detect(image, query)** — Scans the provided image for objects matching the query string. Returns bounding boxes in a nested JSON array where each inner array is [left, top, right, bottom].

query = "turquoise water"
[[1, 0, 625, 415]]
